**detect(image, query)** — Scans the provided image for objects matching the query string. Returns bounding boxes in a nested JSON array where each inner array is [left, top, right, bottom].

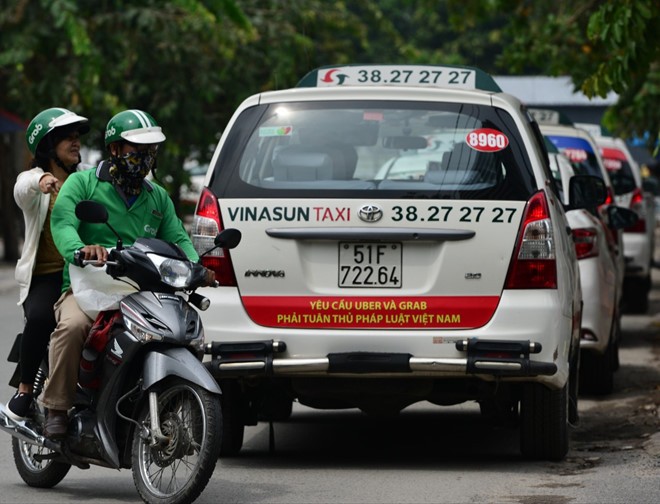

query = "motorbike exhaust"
[[0, 404, 50, 448]]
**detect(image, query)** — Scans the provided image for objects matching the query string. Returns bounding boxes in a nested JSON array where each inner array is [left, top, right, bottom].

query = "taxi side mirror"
[[607, 206, 639, 230], [642, 177, 659, 196], [568, 175, 606, 210]]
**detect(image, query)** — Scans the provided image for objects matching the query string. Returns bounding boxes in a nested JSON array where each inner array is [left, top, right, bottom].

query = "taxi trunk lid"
[[216, 198, 527, 330]]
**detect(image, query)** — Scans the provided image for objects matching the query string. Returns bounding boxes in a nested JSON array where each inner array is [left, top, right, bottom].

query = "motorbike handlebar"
[[80, 259, 118, 267]]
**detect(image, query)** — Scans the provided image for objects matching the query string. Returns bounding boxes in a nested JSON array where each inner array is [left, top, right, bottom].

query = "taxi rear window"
[[210, 100, 537, 201], [545, 135, 602, 179], [600, 147, 637, 195]]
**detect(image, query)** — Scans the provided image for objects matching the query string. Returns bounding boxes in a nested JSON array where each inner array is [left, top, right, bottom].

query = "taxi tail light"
[[572, 227, 599, 259], [505, 191, 557, 289], [597, 187, 620, 245], [191, 188, 237, 286], [605, 187, 614, 206], [625, 188, 646, 233], [597, 187, 615, 221]]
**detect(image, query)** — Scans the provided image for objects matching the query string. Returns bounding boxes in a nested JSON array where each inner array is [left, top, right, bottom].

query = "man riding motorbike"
[[41, 109, 215, 437]]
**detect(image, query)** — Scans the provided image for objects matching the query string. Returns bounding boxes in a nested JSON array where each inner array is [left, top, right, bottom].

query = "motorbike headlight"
[[124, 317, 164, 343], [159, 259, 193, 288]]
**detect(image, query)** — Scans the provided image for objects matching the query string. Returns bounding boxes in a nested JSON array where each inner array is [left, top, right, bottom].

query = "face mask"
[[109, 147, 157, 195]]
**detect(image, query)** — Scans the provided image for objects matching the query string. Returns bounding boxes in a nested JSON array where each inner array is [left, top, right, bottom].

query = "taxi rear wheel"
[[623, 275, 650, 314], [218, 379, 245, 457], [579, 342, 615, 396], [520, 382, 569, 461]]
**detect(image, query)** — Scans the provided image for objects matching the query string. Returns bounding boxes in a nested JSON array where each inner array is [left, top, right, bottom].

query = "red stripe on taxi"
[[241, 296, 500, 329]]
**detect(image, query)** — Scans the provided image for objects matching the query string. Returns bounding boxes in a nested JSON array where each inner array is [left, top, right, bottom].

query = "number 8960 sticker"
[[466, 128, 509, 152]]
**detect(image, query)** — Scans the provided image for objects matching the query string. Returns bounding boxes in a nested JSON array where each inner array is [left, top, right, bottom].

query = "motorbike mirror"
[[214, 228, 242, 250], [74, 200, 123, 250], [75, 200, 109, 224]]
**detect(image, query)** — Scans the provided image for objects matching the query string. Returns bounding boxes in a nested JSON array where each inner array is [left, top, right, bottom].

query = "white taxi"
[[191, 65, 603, 461], [596, 135, 656, 313], [548, 150, 633, 395], [539, 122, 625, 289]]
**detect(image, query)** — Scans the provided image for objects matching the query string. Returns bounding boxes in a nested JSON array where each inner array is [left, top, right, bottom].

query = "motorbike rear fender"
[[142, 347, 221, 394]]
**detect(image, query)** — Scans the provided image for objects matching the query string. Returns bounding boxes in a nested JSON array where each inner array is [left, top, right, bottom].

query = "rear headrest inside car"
[[441, 143, 478, 171], [324, 143, 358, 180], [272, 145, 334, 181]]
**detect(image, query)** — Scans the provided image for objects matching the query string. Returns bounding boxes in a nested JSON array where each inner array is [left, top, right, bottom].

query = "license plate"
[[338, 242, 402, 288]]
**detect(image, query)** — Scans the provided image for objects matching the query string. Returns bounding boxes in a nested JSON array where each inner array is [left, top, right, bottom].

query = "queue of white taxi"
[[533, 110, 654, 395]]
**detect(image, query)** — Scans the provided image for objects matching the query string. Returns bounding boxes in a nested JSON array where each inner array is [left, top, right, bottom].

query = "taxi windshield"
[[212, 100, 537, 201]]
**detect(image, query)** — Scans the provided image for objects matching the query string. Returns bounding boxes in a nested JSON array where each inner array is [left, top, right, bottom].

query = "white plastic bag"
[[69, 262, 137, 319]]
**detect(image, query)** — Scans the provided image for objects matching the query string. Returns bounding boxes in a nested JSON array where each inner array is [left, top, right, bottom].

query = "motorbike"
[[0, 200, 241, 504]]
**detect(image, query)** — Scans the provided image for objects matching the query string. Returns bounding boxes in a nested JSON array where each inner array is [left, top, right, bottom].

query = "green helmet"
[[104, 109, 166, 146], [25, 107, 89, 156]]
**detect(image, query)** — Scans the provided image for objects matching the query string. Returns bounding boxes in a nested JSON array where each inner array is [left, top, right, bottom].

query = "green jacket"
[[51, 162, 198, 292]]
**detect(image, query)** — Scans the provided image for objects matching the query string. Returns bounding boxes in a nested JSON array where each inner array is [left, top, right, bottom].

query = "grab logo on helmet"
[[105, 126, 116, 140], [28, 124, 43, 146]]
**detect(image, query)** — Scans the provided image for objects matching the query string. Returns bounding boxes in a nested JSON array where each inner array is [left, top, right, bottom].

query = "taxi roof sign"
[[528, 108, 574, 126], [296, 64, 502, 92]]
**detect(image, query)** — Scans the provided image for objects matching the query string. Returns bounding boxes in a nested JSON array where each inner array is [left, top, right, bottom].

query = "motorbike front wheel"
[[132, 379, 222, 504]]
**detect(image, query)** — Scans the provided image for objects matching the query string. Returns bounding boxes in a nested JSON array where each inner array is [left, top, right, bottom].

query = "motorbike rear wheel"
[[12, 437, 71, 488], [11, 360, 72, 488], [132, 378, 222, 504]]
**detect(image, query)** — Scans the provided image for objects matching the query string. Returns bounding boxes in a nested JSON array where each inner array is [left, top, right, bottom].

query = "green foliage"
[[432, 0, 660, 148], [0, 0, 402, 213], [0, 0, 256, 209]]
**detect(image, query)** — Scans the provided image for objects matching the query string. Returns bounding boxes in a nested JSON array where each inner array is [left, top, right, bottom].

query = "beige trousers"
[[41, 289, 93, 411]]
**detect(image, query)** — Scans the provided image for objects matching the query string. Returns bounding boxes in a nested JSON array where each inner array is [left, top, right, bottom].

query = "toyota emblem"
[[358, 204, 384, 223]]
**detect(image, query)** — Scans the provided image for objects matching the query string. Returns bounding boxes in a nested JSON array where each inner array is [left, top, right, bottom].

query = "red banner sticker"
[[465, 128, 509, 152], [600, 147, 626, 161], [241, 295, 500, 329]]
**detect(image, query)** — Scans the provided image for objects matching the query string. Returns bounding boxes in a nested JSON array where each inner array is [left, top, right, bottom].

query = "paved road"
[[0, 261, 657, 503]]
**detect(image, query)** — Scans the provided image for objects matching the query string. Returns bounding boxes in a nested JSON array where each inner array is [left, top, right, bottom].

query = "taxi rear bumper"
[[204, 338, 557, 378]]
